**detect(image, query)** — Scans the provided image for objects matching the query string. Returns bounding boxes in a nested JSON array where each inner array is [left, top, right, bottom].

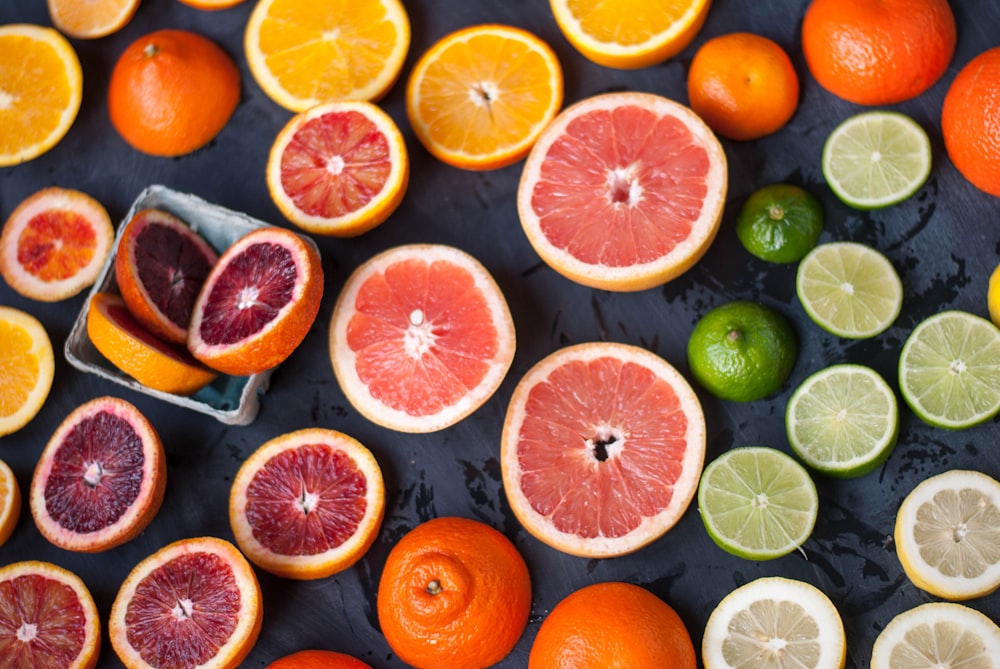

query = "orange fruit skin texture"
[[266, 649, 373, 669], [528, 581, 696, 669], [687, 32, 799, 141], [108, 29, 240, 157], [942, 47, 1000, 198], [801, 0, 956, 105], [376, 516, 532, 669]]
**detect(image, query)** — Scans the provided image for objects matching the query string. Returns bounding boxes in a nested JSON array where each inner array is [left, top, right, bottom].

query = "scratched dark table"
[[1, 0, 998, 667]]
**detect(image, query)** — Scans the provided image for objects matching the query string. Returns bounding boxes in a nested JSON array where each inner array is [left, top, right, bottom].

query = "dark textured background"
[[1, 0, 998, 667]]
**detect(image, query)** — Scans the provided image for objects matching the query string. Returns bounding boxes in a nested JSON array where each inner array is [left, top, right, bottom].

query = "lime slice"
[[871, 602, 1000, 669], [898, 310, 1000, 429], [786, 364, 898, 478], [821, 110, 931, 209], [697, 446, 818, 560], [796, 241, 902, 339]]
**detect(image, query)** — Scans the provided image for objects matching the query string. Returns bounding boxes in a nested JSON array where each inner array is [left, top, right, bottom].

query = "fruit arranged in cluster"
[[0, 305, 54, 437], [735, 184, 823, 264], [942, 46, 1000, 198]]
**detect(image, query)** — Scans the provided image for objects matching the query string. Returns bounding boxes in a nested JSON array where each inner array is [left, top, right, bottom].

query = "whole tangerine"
[[266, 649, 372, 669], [942, 47, 1000, 198]]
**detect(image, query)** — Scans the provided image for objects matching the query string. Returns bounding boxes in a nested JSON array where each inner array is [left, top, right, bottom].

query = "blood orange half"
[[29, 395, 166, 553], [517, 91, 727, 291], [329, 243, 516, 433], [501, 341, 706, 558]]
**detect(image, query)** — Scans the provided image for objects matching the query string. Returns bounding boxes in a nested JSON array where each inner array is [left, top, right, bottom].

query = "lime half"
[[786, 364, 898, 478], [822, 110, 931, 209], [796, 241, 902, 339], [697, 446, 818, 560], [898, 310, 1000, 429]]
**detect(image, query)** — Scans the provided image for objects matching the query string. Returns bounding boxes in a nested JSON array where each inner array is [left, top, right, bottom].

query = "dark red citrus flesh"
[[245, 443, 368, 555], [346, 257, 499, 416], [0, 573, 89, 665], [103, 296, 205, 365], [281, 110, 392, 217], [17, 209, 97, 281]]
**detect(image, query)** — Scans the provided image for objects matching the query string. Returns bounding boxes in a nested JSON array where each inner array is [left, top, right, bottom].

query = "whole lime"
[[736, 184, 823, 263], [687, 301, 797, 402]]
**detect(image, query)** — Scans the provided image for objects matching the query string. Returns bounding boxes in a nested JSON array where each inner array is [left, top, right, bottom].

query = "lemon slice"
[[871, 602, 1000, 669]]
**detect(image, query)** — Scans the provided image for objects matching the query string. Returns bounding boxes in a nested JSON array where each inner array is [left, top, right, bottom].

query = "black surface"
[[2, 0, 999, 667]]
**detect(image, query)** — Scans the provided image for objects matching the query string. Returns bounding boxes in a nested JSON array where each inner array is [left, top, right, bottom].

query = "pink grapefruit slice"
[[329, 243, 516, 433], [517, 91, 727, 291], [501, 341, 706, 558]]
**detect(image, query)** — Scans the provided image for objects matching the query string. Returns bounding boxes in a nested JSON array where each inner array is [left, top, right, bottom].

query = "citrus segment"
[[406, 24, 564, 170], [0, 305, 55, 438], [47, 0, 139, 39], [517, 91, 727, 291], [267, 650, 373, 669], [871, 602, 1000, 669], [501, 341, 706, 558], [942, 46, 1000, 198], [0, 458, 21, 548]]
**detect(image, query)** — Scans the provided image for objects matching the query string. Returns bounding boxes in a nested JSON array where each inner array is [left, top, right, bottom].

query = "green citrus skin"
[[736, 184, 823, 263]]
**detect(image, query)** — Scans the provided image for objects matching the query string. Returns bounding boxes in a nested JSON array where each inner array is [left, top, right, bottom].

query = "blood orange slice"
[[115, 208, 220, 344], [0, 457, 21, 548], [229, 428, 385, 580], [0, 560, 101, 669], [0, 187, 114, 302], [187, 226, 323, 376], [501, 341, 706, 558], [29, 395, 166, 553], [109, 536, 262, 669], [517, 91, 727, 291], [329, 243, 516, 433]]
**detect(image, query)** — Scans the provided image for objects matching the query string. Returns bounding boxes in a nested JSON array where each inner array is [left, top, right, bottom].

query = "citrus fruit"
[[687, 32, 799, 141], [786, 364, 899, 478], [0, 24, 81, 167], [821, 111, 933, 209], [178, 0, 248, 9], [266, 100, 409, 237], [801, 0, 956, 105], [990, 262, 1000, 328], [898, 310, 1000, 430], [735, 184, 823, 264], [29, 395, 166, 553], [942, 46, 1000, 198], [0, 560, 101, 669], [115, 208, 220, 344], [405, 23, 563, 171], [187, 226, 324, 377], [894, 469, 1000, 601], [697, 446, 819, 560], [528, 581, 696, 669], [0, 305, 55, 438], [87, 292, 219, 396], [47, 0, 139, 39], [108, 29, 240, 157], [549, 0, 710, 69], [109, 536, 263, 669], [229, 428, 385, 580], [266, 650, 373, 669], [701, 576, 846, 669], [0, 457, 22, 548], [376, 516, 531, 669], [517, 91, 727, 291], [244, 0, 410, 112], [871, 602, 1000, 669], [0, 187, 114, 302], [329, 244, 515, 433], [500, 341, 706, 558], [796, 242, 903, 339], [687, 300, 797, 402]]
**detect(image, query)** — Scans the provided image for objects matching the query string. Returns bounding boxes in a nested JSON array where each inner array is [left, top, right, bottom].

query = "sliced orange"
[[244, 0, 410, 112], [550, 0, 712, 69], [48, 0, 140, 40], [406, 24, 564, 171], [0, 306, 54, 437], [0, 458, 21, 548], [177, 0, 248, 9]]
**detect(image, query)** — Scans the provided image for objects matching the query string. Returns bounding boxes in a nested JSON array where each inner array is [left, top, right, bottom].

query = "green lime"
[[786, 364, 899, 478], [898, 310, 1000, 429], [822, 110, 932, 209], [687, 301, 797, 402], [736, 184, 823, 263], [697, 446, 818, 560]]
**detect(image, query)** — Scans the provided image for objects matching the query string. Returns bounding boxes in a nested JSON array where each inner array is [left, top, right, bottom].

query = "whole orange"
[[108, 29, 240, 156], [687, 32, 799, 141], [801, 0, 955, 105], [376, 516, 531, 669], [266, 649, 372, 669], [528, 581, 696, 669], [942, 47, 1000, 198]]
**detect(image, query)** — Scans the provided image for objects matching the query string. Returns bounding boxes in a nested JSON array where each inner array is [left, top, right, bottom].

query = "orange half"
[[0, 306, 55, 437], [47, 0, 140, 39]]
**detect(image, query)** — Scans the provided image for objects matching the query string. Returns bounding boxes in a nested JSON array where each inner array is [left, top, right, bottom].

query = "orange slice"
[[406, 24, 564, 171], [0, 306, 55, 437], [177, 0, 248, 9], [0, 458, 21, 548], [244, 0, 410, 112], [48, 0, 140, 39], [266, 101, 409, 237]]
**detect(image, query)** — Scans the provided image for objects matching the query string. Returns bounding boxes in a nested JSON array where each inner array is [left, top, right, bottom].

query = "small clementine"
[[942, 47, 1000, 198], [266, 649, 372, 669]]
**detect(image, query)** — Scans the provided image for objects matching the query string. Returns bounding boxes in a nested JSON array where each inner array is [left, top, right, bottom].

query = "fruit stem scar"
[[16, 622, 38, 642], [143, 43, 159, 59], [768, 204, 785, 220], [727, 329, 743, 343], [83, 461, 104, 488], [172, 598, 195, 620], [426, 579, 443, 595]]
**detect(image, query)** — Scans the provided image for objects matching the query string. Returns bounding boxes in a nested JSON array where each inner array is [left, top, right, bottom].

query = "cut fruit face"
[[500, 341, 706, 558], [229, 428, 386, 580], [701, 576, 846, 669], [47, 0, 139, 39], [0, 458, 21, 548], [517, 91, 727, 291], [0, 305, 55, 438], [871, 602, 1000, 669], [330, 244, 516, 433]]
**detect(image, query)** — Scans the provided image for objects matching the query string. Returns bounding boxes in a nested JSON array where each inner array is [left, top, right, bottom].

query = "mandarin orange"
[[942, 47, 1000, 198], [266, 650, 373, 669]]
